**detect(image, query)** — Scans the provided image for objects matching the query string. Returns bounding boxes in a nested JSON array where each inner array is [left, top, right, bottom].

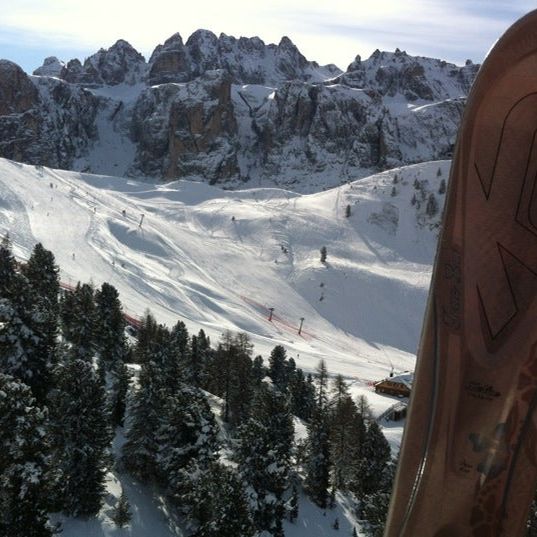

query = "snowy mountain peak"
[[0, 33, 479, 188], [336, 48, 479, 101], [185, 29, 218, 48], [57, 39, 145, 86], [33, 56, 65, 77]]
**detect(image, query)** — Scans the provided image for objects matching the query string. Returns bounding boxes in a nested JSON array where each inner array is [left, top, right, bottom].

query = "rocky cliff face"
[[0, 34, 478, 191], [0, 61, 97, 167], [130, 69, 239, 182]]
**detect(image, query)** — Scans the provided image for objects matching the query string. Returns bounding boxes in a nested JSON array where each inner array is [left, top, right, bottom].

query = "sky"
[[0, 0, 535, 74]]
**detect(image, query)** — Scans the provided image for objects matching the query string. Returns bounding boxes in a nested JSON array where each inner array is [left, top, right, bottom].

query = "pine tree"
[[289, 368, 316, 421], [122, 354, 164, 480], [214, 331, 254, 426], [252, 355, 266, 384], [359, 456, 396, 536], [180, 460, 254, 537], [268, 344, 288, 391], [0, 243, 52, 403], [391, 186, 397, 197], [0, 234, 16, 297], [439, 178, 446, 194], [113, 490, 132, 528], [0, 374, 53, 537], [356, 421, 391, 496], [95, 282, 126, 370], [329, 381, 364, 490], [320, 246, 327, 263], [316, 359, 329, 412], [23, 243, 60, 372], [345, 204, 351, 217], [362, 491, 392, 537], [157, 384, 220, 493], [330, 374, 349, 408], [235, 386, 294, 533], [133, 311, 159, 362], [169, 319, 189, 378], [51, 358, 112, 517], [304, 408, 331, 508], [356, 394, 373, 420], [410, 193, 417, 206], [426, 193, 439, 217], [60, 283, 96, 361], [109, 357, 130, 427]]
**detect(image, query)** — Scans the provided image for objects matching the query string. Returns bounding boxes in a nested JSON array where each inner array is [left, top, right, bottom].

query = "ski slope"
[[0, 158, 446, 422], [0, 156, 449, 536]]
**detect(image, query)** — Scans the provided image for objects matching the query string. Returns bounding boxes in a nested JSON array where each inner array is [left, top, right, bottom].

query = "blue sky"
[[0, 0, 535, 73]]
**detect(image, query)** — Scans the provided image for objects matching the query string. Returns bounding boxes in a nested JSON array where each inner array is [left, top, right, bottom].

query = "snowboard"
[[384, 10, 537, 537]]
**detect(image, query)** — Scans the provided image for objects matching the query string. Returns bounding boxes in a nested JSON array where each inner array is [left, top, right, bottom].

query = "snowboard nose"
[[384, 9, 537, 537]]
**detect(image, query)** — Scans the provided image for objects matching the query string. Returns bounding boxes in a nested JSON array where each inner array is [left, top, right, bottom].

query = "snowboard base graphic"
[[385, 10, 537, 537]]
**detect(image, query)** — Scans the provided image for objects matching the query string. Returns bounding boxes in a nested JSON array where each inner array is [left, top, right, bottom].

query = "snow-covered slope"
[[0, 156, 448, 534], [0, 158, 446, 411]]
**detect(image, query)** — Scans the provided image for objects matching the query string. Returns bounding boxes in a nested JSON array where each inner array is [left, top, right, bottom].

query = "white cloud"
[[0, 0, 532, 68]]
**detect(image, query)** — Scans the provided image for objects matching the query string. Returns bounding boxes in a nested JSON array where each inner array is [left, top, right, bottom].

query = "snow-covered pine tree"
[[60, 283, 96, 362], [23, 243, 60, 368], [95, 283, 126, 369], [268, 344, 288, 391], [133, 311, 159, 363], [157, 383, 220, 495], [286, 356, 297, 380], [289, 367, 316, 421], [356, 421, 391, 496], [170, 319, 189, 378], [122, 361, 161, 479], [122, 330, 167, 480], [109, 356, 131, 427], [0, 374, 53, 537], [356, 394, 373, 421], [361, 490, 392, 537], [0, 242, 52, 403], [304, 407, 331, 508], [213, 331, 254, 426], [329, 377, 364, 489], [316, 359, 329, 412], [252, 355, 266, 385], [187, 328, 211, 389], [187, 332, 201, 386], [51, 358, 112, 517], [235, 385, 294, 534], [94, 282, 132, 426], [0, 234, 16, 297], [23, 243, 60, 312], [426, 193, 439, 217], [180, 459, 254, 537]]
